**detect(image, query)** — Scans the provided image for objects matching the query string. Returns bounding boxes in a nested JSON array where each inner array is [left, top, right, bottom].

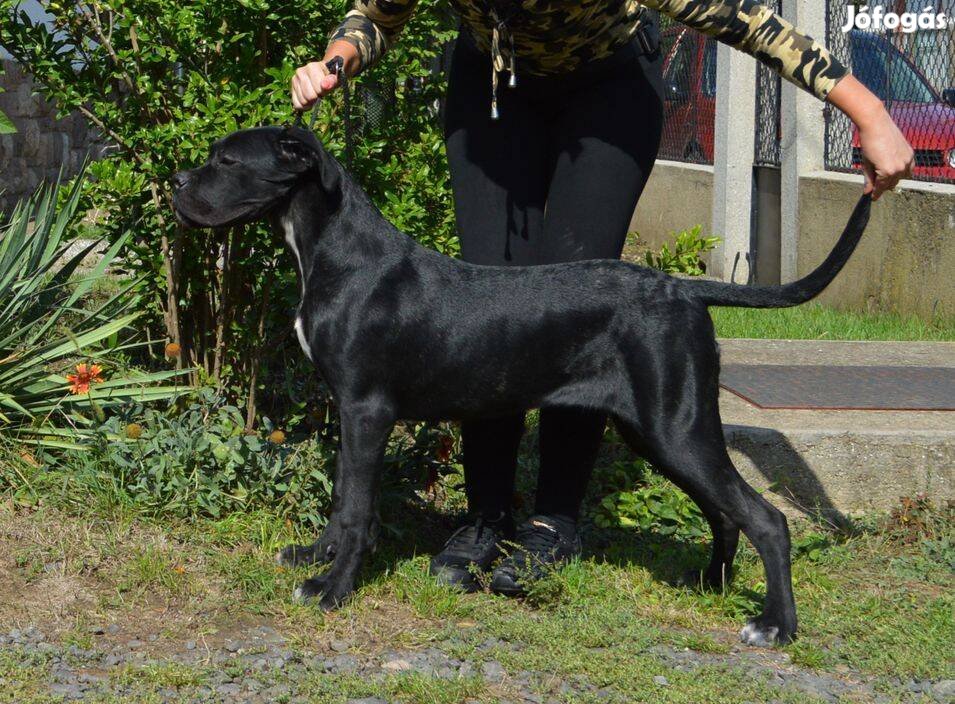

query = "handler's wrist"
[[852, 95, 890, 132], [323, 40, 361, 78]]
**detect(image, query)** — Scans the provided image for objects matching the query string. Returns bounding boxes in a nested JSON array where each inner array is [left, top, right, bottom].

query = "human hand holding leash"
[[290, 53, 355, 164], [291, 41, 359, 111], [828, 74, 914, 200], [857, 110, 915, 200]]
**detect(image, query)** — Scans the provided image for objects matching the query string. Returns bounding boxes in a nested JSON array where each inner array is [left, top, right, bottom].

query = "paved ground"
[[716, 339, 954, 518]]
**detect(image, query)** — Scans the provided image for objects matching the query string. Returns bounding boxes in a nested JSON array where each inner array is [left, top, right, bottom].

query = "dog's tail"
[[686, 194, 871, 309]]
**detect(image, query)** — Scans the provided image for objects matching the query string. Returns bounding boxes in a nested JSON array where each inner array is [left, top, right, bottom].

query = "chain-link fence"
[[755, 1, 783, 167], [825, 0, 955, 184], [658, 13, 716, 164]]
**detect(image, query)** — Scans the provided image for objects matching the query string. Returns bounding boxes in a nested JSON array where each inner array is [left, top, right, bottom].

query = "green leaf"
[[0, 108, 15, 135]]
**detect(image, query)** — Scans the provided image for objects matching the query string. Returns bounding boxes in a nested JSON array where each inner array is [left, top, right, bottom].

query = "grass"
[[711, 302, 955, 341], [1, 445, 952, 702]]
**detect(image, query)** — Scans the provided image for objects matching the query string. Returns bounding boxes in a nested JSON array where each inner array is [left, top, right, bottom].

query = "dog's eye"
[[219, 154, 239, 166]]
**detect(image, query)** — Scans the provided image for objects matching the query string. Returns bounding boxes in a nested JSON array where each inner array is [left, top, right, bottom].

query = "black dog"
[[172, 126, 870, 647]]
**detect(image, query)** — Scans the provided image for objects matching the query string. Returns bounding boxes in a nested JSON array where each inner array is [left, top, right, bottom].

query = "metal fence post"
[[780, 0, 828, 283], [711, 42, 756, 282]]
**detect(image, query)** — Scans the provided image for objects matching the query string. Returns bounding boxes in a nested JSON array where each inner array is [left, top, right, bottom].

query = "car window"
[[702, 38, 717, 97], [850, 31, 935, 104], [664, 32, 693, 101]]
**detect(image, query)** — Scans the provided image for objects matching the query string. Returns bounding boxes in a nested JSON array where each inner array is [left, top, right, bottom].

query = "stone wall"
[[797, 172, 955, 320], [628, 160, 715, 255], [0, 59, 105, 212]]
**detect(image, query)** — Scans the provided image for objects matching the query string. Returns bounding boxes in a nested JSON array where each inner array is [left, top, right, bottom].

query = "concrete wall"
[[0, 59, 103, 212], [628, 160, 714, 250], [797, 172, 955, 319]]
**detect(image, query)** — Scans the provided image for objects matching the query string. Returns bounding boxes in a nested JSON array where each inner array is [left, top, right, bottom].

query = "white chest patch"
[[282, 216, 312, 362], [294, 316, 313, 362], [281, 215, 305, 294]]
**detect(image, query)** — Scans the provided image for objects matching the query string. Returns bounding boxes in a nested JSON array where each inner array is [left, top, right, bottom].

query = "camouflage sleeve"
[[328, 0, 419, 72], [643, 0, 849, 100]]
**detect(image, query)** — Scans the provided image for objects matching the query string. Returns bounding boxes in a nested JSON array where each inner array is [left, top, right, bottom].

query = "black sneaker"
[[429, 514, 513, 592], [490, 514, 581, 595]]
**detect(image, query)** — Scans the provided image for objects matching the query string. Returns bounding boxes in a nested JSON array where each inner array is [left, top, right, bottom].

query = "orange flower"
[[125, 423, 143, 440], [164, 342, 181, 359], [66, 363, 104, 395], [268, 430, 286, 445]]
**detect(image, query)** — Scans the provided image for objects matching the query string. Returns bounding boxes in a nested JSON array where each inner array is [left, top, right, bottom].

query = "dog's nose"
[[171, 171, 190, 192]]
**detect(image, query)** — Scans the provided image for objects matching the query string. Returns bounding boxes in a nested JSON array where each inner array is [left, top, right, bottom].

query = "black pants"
[[443, 29, 665, 522]]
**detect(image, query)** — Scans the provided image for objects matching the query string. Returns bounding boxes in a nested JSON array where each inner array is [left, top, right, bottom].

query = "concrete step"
[[717, 339, 954, 521]]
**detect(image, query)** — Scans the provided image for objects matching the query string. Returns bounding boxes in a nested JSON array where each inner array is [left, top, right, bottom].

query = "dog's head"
[[171, 126, 340, 228]]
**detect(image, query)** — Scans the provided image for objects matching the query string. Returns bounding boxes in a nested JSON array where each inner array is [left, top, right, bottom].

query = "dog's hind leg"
[[662, 442, 795, 646], [683, 507, 740, 591], [612, 419, 739, 590], [615, 416, 796, 646], [293, 399, 394, 610]]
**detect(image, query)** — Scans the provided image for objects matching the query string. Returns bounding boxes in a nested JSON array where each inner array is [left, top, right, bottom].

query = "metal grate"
[[720, 364, 955, 411], [755, 0, 782, 167], [825, 0, 955, 184]]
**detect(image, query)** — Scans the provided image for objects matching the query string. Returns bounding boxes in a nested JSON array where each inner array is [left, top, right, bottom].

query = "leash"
[[293, 55, 355, 166]]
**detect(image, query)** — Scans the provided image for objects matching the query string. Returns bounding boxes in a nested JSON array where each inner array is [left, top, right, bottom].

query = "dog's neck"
[[271, 170, 395, 293]]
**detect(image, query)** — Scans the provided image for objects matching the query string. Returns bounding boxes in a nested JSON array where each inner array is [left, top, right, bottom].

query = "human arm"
[[826, 74, 913, 199], [291, 0, 418, 111], [644, 0, 912, 197]]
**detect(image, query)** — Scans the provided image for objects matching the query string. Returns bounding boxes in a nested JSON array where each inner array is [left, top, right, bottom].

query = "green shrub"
[[93, 389, 333, 526], [593, 459, 708, 541], [0, 0, 457, 422], [14, 389, 336, 528], [644, 225, 720, 277]]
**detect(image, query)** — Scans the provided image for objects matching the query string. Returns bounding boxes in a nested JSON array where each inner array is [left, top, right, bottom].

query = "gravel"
[[1, 625, 949, 703]]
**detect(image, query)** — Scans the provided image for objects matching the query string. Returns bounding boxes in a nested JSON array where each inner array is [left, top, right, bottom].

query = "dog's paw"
[[275, 543, 335, 567], [276, 536, 338, 567], [292, 575, 352, 611], [292, 575, 328, 603], [739, 617, 794, 647], [276, 543, 315, 567]]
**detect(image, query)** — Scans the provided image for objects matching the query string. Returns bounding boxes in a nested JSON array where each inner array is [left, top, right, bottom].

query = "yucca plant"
[[0, 165, 189, 448]]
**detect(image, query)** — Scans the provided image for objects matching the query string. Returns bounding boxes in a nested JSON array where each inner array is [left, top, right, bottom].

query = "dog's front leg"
[[293, 400, 393, 611], [276, 454, 349, 568]]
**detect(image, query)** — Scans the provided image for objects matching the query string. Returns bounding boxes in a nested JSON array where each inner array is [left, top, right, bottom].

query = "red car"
[[659, 26, 955, 181]]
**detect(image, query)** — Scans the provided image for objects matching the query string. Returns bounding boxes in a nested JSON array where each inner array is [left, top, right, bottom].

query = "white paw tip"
[[293, 586, 305, 602], [274, 550, 285, 565], [739, 622, 779, 647]]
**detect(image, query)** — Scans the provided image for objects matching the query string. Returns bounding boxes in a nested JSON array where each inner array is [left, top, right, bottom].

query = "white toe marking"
[[739, 622, 778, 646], [293, 586, 305, 602]]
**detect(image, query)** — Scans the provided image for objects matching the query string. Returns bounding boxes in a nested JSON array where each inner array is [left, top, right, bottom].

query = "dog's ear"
[[277, 131, 341, 198], [277, 136, 318, 173]]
